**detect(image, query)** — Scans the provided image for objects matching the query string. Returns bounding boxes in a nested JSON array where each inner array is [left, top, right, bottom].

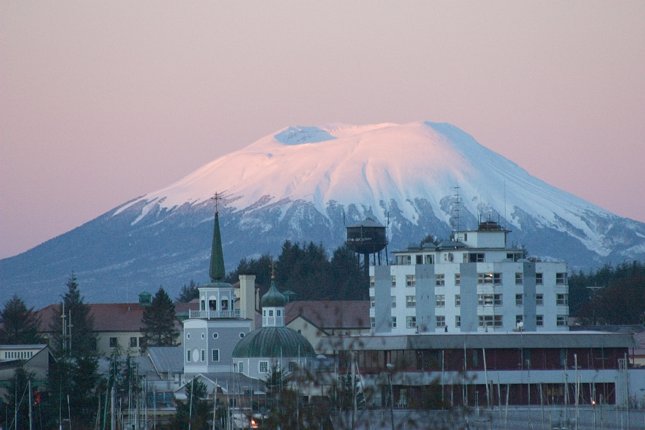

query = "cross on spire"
[[211, 192, 224, 214]]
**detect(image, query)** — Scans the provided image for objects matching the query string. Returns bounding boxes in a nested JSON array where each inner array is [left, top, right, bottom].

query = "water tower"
[[346, 216, 388, 279]]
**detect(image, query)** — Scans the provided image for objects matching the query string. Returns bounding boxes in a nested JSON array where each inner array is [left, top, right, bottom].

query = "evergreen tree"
[[0, 295, 43, 344], [330, 245, 369, 300], [176, 280, 200, 303], [141, 287, 179, 349], [172, 378, 213, 429], [226, 254, 273, 289], [44, 273, 100, 429], [49, 273, 97, 357]]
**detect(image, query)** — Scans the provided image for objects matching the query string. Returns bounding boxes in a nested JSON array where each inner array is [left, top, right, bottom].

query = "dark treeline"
[[225, 240, 369, 301], [570, 260, 645, 325]]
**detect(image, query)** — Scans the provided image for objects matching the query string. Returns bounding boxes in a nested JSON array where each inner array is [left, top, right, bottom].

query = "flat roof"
[[333, 331, 635, 351]]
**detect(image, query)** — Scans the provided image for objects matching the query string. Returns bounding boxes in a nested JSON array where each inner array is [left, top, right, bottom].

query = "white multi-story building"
[[369, 221, 569, 333]]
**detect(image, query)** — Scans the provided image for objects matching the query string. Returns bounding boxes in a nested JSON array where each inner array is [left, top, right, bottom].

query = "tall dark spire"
[[209, 195, 226, 282]]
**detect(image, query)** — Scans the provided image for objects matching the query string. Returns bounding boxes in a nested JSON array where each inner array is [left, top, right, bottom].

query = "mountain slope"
[[2, 121, 644, 307]]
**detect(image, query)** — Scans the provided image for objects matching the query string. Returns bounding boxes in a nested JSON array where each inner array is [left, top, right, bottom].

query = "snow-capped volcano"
[[2, 121, 644, 306], [119, 121, 615, 255]]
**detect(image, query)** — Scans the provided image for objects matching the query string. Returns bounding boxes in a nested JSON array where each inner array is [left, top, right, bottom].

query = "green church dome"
[[260, 280, 287, 307], [232, 327, 315, 359]]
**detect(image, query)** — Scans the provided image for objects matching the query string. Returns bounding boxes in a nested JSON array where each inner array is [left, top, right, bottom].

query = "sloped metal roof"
[[232, 327, 315, 358]]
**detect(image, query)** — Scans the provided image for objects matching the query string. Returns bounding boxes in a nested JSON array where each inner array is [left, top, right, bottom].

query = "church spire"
[[209, 194, 226, 282]]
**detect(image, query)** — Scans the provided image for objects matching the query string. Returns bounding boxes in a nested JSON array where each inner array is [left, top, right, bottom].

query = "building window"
[[186, 332, 191, 340], [406, 275, 416, 287], [435, 274, 445, 287], [406, 316, 417, 329], [391, 276, 397, 288], [239, 332, 246, 338], [455, 315, 461, 327], [201, 350, 205, 362], [536, 294, 544, 306], [129, 337, 138, 348], [478, 294, 502, 306], [507, 252, 520, 261], [259, 361, 269, 373], [209, 299, 217, 311], [479, 272, 502, 284], [557, 315, 568, 326], [436, 316, 446, 328], [454, 273, 460, 286], [370, 298, 375, 308], [277, 309, 282, 316], [370, 276, 375, 287], [391, 317, 397, 328], [536, 315, 544, 326], [416, 255, 423, 264], [478, 315, 502, 328], [455, 294, 461, 306], [436, 295, 445, 307], [515, 294, 523, 306], [269, 310, 274, 316], [201, 333, 205, 339], [469, 253, 485, 262], [187, 351, 191, 362], [396, 255, 412, 265], [212, 349, 220, 362], [391, 296, 397, 308], [556, 273, 568, 285], [406, 295, 416, 308], [536, 273, 543, 285], [425, 255, 434, 264], [109, 337, 118, 348], [370, 317, 375, 328], [516, 315, 524, 326], [556, 294, 568, 306], [238, 362, 244, 373], [515, 273, 523, 285], [212, 332, 219, 339]]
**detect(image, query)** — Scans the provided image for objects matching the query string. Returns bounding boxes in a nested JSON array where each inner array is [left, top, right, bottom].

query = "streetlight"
[[386, 363, 395, 430]]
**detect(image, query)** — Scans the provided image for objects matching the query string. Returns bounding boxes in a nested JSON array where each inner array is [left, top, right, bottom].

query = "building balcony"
[[189, 309, 240, 319]]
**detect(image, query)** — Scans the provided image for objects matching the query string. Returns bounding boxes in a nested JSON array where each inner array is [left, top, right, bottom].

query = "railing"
[[189, 309, 240, 319]]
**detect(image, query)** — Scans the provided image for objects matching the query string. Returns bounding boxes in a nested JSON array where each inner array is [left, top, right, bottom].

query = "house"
[[285, 300, 370, 354], [37, 298, 190, 357], [0, 344, 54, 399]]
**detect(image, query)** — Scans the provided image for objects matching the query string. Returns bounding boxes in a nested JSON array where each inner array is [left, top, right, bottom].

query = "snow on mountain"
[[2, 120, 644, 307], [117, 121, 612, 255]]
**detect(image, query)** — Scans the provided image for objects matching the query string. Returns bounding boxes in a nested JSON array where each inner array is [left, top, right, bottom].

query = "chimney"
[[238, 274, 257, 329]]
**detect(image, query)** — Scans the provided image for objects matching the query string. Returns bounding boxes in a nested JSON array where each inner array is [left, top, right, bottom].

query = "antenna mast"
[[451, 186, 462, 233]]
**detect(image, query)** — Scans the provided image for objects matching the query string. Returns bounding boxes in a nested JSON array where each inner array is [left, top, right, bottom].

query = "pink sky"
[[1, 1, 644, 259]]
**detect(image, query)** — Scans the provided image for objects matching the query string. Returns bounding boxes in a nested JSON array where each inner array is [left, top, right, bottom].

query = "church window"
[[212, 349, 220, 362], [259, 361, 269, 373]]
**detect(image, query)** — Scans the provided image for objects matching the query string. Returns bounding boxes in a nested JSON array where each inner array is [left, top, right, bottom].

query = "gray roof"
[[347, 216, 384, 228], [147, 346, 184, 374], [333, 331, 635, 351], [181, 372, 266, 395]]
